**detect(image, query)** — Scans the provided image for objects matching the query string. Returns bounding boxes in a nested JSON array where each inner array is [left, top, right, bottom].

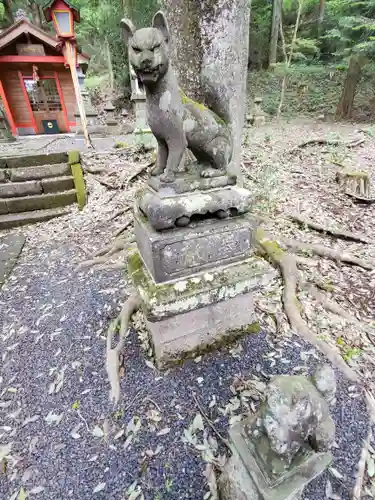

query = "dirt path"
[[1, 118, 375, 499]]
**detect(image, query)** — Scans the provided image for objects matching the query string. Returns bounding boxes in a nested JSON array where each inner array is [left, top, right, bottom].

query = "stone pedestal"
[[248, 97, 266, 127], [135, 211, 255, 283], [219, 415, 332, 500], [129, 62, 156, 149], [128, 247, 276, 368], [132, 95, 156, 150], [104, 101, 119, 135], [74, 90, 106, 137], [128, 162, 276, 366]]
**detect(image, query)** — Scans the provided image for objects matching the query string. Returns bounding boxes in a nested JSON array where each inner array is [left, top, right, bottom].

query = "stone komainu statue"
[[121, 12, 233, 183], [256, 364, 336, 465]]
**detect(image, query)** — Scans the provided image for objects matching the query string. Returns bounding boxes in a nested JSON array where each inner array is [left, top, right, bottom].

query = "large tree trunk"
[[3, 0, 14, 25], [318, 0, 325, 27], [269, 0, 281, 66], [30, 2, 42, 27], [335, 55, 364, 120], [161, 0, 251, 186]]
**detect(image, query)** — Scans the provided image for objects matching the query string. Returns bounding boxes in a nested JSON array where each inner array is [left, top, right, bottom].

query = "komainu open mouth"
[[135, 65, 162, 83]]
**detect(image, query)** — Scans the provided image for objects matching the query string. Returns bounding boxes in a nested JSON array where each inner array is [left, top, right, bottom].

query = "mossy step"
[[0, 152, 68, 169], [0, 208, 69, 230], [41, 176, 74, 193], [0, 190, 77, 214], [0, 180, 42, 199], [9, 163, 71, 182]]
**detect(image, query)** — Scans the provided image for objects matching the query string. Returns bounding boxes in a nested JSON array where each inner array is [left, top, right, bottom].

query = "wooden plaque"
[[16, 44, 46, 56]]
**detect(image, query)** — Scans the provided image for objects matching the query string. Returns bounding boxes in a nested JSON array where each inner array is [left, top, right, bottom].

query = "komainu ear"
[[121, 18, 136, 44], [152, 11, 170, 43]]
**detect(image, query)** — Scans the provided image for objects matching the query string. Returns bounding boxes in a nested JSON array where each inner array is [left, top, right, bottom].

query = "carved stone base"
[[134, 211, 255, 283], [148, 169, 236, 195], [128, 247, 276, 368], [218, 415, 332, 500], [136, 185, 252, 231]]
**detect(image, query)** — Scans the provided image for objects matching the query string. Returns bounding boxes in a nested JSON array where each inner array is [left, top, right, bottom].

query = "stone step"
[[42, 176, 74, 193], [9, 163, 71, 182], [0, 180, 42, 199], [0, 176, 75, 198], [0, 190, 77, 214], [0, 152, 68, 169], [0, 208, 69, 230]]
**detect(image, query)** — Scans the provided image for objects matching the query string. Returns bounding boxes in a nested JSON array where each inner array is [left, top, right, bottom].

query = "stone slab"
[[0, 180, 42, 198], [4, 152, 68, 169], [0, 199, 8, 214], [224, 414, 332, 500], [0, 170, 6, 183], [10, 163, 71, 182], [148, 171, 236, 195], [0, 208, 69, 230], [41, 176, 74, 193], [5, 190, 77, 213], [134, 214, 257, 283], [0, 233, 26, 287], [147, 289, 259, 369], [137, 185, 252, 230], [128, 247, 276, 321]]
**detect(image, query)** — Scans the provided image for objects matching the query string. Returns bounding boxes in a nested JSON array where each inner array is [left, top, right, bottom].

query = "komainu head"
[[121, 12, 170, 86]]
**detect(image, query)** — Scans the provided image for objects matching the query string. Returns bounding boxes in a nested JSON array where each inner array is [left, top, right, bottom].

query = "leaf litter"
[[0, 121, 373, 499]]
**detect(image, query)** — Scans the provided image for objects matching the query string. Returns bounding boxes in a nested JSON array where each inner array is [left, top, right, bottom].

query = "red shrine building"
[[0, 0, 89, 136]]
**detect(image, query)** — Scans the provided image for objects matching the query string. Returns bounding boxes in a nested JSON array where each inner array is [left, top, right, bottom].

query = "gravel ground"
[[0, 239, 369, 500]]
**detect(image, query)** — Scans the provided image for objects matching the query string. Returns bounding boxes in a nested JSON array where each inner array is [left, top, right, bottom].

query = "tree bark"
[[29, 1, 42, 27], [317, 0, 325, 34], [161, 0, 251, 186], [105, 37, 114, 91], [269, 0, 281, 66], [3, 0, 14, 25], [335, 55, 364, 120]]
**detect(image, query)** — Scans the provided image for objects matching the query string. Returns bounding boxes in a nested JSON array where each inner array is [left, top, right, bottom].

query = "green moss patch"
[[68, 150, 80, 165], [70, 163, 86, 210], [114, 141, 130, 149], [155, 322, 262, 369]]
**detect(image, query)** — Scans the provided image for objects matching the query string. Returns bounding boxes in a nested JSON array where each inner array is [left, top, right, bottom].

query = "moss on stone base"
[[152, 321, 262, 370], [128, 247, 273, 321]]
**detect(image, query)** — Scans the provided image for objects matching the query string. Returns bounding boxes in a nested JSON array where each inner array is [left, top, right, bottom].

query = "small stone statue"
[[121, 12, 233, 183], [218, 365, 336, 500], [250, 364, 336, 472]]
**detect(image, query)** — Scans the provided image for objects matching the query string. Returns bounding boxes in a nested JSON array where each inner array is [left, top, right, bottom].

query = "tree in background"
[[323, 0, 375, 118]]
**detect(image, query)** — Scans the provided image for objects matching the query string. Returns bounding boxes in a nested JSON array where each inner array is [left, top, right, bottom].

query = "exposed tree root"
[[114, 219, 133, 238], [93, 237, 127, 258], [288, 213, 372, 244], [302, 283, 359, 323], [76, 237, 128, 271], [294, 255, 319, 267], [291, 137, 365, 152], [108, 206, 131, 222], [280, 238, 374, 270], [192, 393, 231, 452], [106, 290, 142, 405], [95, 262, 128, 272], [92, 176, 118, 190], [256, 230, 359, 382], [353, 429, 372, 500], [345, 191, 375, 204], [125, 162, 152, 186]]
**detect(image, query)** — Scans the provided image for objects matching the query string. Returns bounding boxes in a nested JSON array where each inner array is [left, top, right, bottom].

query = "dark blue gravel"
[[0, 241, 369, 500]]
